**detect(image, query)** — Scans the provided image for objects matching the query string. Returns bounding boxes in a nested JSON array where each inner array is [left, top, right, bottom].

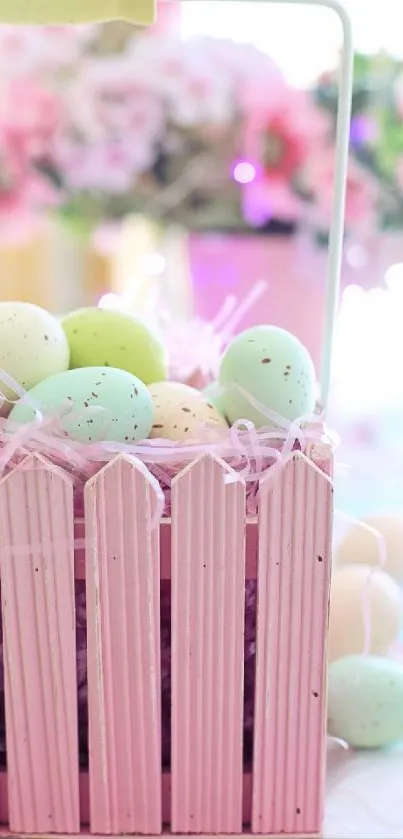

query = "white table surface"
[[325, 742, 403, 837]]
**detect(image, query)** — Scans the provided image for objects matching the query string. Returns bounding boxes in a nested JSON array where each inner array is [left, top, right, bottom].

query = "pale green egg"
[[328, 655, 403, 748], [202, 381, 228, 417], [9, 366, 154, 444], [62, 307, 167, 385], [0, 302, 69, 402], [218, 325, 316, 428]]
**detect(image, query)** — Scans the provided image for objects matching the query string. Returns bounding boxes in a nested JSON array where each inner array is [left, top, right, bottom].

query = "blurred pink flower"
[[0, 78, 61, 159], [0, 144, 58, 217], [78, 58, 164, 139], [243, 177, 302, 226], [306, 148, 378, 231], [242, 87, 329, 224], [55, 135, 152, 193], [244, 87, 329, 180], [126, 37, 233, 126], [0, 25, 85, 75]]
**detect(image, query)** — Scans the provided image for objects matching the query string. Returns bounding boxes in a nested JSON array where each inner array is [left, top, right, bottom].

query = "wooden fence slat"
[[171, 454, 246, 834], [0, 454, 79, 834], [85, 455, 162, 835], [252, 452, 332, 836]]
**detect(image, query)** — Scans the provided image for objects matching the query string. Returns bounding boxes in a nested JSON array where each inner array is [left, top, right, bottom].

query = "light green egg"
[[202, 381, 228, 417], [218, 325, 316, 428], [328, 655, 403, 749], [9, 366, 154, 444], [62, 307, 167, 385], [0, 301, 69, 402]]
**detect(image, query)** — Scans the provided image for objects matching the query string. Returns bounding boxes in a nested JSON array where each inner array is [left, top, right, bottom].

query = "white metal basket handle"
[[273, 0, 354, 410], [310, 0, 354, 410], [188, 0, 353, 411]]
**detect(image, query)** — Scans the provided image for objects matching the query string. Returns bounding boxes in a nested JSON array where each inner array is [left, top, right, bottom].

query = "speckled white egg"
[[335, 515, 403, 583], [9, 366, 154, 444], [329, 565, 403, 662], [328, 655, 403, 748], [149, 381, 228, 441], [218, 325, 316, 428], [0, 302, 69, 404]]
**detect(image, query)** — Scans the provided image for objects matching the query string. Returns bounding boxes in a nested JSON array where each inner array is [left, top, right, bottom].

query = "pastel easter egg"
[[149, 381, 228, 441], [202, 381, 228, 417], [328, 655, 403, 748], [329, 565, 402, 662], [62, 307, 167, 385], [218, 325, 316, 428], [336, 515, 403, 583], [9, 366, 154, 444], [0, 302, 69, 404]]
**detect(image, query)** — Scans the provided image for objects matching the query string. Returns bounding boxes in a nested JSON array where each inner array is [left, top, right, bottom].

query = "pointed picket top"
[[0, 447, 78, 833], [259, 449, 332, 495], [171, 451, 246, 834], [172, 451, 245, 488], [0, 451, 74, 488], [85, 451, 148, 485], [85, 448, 162, 835], [85, 452, 160, 506], [253, 444, 333, 836]]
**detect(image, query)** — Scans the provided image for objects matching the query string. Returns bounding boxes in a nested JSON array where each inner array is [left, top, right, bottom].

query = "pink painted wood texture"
[[0, 770, 257, 829], [252, 452, 332, 836], [85, 455, 162, 836], [0, 454, 79, 834], [0, 444, 332, 838], [171, 455, 246, 834]]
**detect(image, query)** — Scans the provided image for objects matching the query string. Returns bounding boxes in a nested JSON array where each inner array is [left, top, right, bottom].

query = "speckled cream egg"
[[328, 655, 403, 748], [335, 515, 403, 583], [149, 381, 228, 441], [329, 565, 403, 662], [218, 325, 316, 428], [62, 307, 167, 385], [9, 366, 154, 444], [0, 302, 69, 404]]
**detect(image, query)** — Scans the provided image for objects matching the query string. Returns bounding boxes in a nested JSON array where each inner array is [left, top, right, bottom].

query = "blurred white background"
[[181, 0, 400, 86]]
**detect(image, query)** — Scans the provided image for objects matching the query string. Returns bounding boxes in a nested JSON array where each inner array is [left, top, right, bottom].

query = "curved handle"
[[314, 0, 354, 410], [185, 0, 353, 410], [272, 1, 354, 409]]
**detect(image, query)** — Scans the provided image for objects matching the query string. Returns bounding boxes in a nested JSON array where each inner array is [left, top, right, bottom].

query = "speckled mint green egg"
[[328, 655, 403, 748], [218, 325, 316, 428], [61, 307, 167, 385], [202, 381, 228, 418], [9, 366, 154, 444]]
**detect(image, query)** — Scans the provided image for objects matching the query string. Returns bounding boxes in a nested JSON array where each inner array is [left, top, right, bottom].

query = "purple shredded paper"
[[0, 578, 257, 770]]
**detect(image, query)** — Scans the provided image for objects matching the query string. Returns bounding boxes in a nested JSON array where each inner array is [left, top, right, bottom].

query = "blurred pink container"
[[0, 443, 332, 838], [189, 232, 403, 372]]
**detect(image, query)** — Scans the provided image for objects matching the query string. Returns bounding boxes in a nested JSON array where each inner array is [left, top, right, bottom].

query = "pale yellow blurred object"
[[329, 564, 403, 662], [112, 215, 162, 308], [0, 221, 94, 312], [335, 515, 403, 583], [0, 0, 155, 23], [0, 217, 194, 317]]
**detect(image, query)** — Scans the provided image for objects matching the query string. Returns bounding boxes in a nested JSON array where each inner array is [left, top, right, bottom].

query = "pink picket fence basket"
[[0, 0, 353, 836], [0, 444, 332, 838]]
